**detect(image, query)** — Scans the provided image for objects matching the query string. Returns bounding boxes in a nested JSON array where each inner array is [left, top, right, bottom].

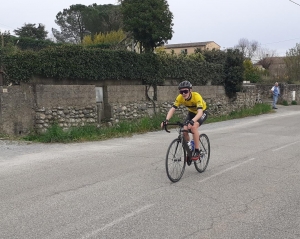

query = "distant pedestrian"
[[270, 82, 280, 109]]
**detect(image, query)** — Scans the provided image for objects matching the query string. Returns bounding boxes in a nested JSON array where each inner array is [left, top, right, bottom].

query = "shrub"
[[2, 44, 242, 92], [282, 100, 288, 106]]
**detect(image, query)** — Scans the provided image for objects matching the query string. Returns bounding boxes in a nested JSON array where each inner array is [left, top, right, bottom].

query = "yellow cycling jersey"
[[173, 92, 207, 114]]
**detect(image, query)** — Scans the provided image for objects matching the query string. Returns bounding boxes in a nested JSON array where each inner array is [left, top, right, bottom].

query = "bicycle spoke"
[[194, 134, 210, 173], [166, 139, 186, 182]]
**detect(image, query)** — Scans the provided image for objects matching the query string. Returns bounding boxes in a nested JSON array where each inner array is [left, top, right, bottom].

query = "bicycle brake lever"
[[165, 126, 170, 133], [163, 123, 170, 133]]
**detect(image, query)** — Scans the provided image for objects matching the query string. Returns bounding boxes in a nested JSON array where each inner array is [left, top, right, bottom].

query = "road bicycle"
[[163, 121, 210, 182]]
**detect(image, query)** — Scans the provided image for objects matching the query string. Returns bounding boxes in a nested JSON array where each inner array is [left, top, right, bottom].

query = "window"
[[181, 49, 187, 54]]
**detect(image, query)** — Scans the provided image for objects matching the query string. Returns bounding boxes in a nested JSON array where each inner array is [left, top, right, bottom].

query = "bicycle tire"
[[165, 138, 186, 182], [194, 133, 210, 173]]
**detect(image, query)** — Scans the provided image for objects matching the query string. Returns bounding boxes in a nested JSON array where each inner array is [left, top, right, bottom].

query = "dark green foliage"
[[84, 4, 122, 36], [223, 49, 244, 97], [291, 100, 297, 105], [195, 48, 226, 64], [52, 4, 89, 44], [14, 23, 48, 40], [121, 0, 173, 53], [157, 52, 223, 85], [243, 59, 261, 83], [0, 31, 16, 47], [282, 100, 288, 106], [2, 45, 244, 91], [13, 37, 59, 51], [195, 48, 245, 89], [85, 43, 112, 49], [2, 45, 163, 84], [2, 51, 39, 83], [52, 4, 123, 44], [0, 34, 57, 62]]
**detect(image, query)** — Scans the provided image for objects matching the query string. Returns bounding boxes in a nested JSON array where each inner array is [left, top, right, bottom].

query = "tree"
[[121, 0, 173, 53], [83, 4, 123, 36], [52, 4, 123, 44], [284, 43, 300, 83], [224, 49, 244, 97], [82, 29, 128, 49], [256, 48, 277, 70], [243, 59, 261, 83], [0, 30, 12, 47], [234, 38, 260, 60], [52, 4, 89, 44], [14, 23, 48, 40], [195, 48, 226, 64]]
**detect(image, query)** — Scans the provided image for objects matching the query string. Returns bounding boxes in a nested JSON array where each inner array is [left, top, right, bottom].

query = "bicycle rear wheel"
[[194, 133, 210, 173], [166, 138, 186, 182]]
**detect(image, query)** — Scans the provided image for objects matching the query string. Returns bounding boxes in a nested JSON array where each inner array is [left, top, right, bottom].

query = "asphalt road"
[[1, 105, 300, 239]]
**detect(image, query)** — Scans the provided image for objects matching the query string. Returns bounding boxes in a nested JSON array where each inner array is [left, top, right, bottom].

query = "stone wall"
[[0, 84, 35, 135], [34, 85, 97, 133], [1, 82, 300, 136], [105, 85, 258, 122], [279, 83, 300, 103], [255, 83, 300, 104], [0, 84, 97, 135]]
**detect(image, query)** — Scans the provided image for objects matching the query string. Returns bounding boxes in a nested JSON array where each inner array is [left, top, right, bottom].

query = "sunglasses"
[[179, 90, 189, 94]]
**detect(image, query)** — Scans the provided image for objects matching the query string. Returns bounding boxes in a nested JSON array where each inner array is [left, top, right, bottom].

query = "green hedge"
[[1, 45, 243, 92], [2, 45, 163, 84], [157, 53, 223, 85]]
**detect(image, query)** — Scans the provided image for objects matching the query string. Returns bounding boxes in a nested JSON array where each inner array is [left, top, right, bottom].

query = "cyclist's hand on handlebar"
[[161, 119, 168, 129], [186, 120, 194, 129]]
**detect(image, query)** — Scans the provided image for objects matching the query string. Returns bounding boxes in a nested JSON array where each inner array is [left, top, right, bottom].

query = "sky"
[[1, 0, 300, 56]]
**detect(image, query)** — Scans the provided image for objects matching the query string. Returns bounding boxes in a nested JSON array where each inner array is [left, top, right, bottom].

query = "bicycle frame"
[[179, 128, 193, 159], [164, 122, 193, 160], [164, 121, 211, 182]]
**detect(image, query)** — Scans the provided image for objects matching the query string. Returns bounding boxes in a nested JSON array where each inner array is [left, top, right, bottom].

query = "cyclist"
[[161, 80, 208, 161]]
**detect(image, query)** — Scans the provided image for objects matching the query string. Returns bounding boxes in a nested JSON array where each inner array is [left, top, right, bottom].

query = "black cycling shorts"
[[185, 110, 208, 126]]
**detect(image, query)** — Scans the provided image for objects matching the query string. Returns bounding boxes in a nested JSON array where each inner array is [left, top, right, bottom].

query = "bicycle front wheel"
[[194, 133, 210, 173], [166, 138, 186, 182]]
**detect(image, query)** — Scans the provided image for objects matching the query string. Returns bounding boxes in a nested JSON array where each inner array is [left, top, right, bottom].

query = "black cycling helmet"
[[178, 80, 192, 90]]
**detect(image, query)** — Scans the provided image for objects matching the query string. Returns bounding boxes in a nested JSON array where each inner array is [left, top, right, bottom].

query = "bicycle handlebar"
[[163, 121, 191, 134]]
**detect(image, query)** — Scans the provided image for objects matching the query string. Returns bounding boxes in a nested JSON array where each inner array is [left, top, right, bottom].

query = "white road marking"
[[81, 204, 154, 239], [198, 158, 256, 183], [272, 141, 300, 151]]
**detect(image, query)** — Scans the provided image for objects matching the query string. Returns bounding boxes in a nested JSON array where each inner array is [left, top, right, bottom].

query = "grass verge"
[[22, 103, 272, 143], [206, 103, 272, 123]]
